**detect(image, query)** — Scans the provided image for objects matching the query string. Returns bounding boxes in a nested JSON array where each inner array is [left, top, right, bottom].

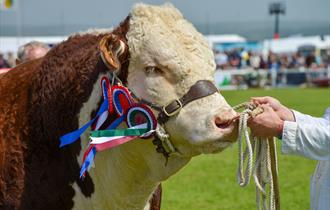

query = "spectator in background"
[[288, 53, 298, 69], [229, 49, 241, 69], [240, 50, 250, 68], [305, 51, 316, 69], [0, 53, 10, 68], [267, 51, 280, 70], [250, 52, 261, 69], [6, 52, 16, 68], [296, 52, 305, 69], [16, 41, 50, 65], [214, 50, 228, 69], [267, 51, 280, 86]]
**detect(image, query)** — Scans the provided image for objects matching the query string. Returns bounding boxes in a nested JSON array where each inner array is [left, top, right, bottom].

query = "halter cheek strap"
[[157, 80, 219, 124], [131, 80, 218, 124]]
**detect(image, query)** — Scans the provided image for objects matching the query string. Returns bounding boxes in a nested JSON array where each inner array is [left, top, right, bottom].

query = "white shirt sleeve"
[[281, 108, 330, 161]]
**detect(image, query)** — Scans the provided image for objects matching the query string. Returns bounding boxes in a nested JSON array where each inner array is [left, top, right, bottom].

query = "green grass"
[[162, 88, 330, 210]]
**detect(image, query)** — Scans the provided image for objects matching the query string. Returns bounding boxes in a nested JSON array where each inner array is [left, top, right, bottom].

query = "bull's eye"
[[145, 66, 163, 75]]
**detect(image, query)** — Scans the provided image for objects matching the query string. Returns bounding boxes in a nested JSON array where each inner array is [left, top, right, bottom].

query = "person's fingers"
[[250, 128, 263, 139], [261, 104, 285, 121], [259, 104, 273, 111], [247, 117, 268, 139], [250, 96, 271, 104], [250, 97, 261, 105], [248, 123, 257, 134], [247, 117, 254, 126], [250, 99, 257, 105]]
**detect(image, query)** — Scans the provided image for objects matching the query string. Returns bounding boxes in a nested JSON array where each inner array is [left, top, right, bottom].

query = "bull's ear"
[[99, 34, 127, 71]]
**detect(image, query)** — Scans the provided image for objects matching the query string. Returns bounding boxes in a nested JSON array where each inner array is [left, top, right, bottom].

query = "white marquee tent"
[[262, 35, 330, 54]]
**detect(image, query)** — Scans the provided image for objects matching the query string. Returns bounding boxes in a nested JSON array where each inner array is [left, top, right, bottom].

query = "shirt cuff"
[[281, 121, 298, 154], [291, 110, 306, 123]]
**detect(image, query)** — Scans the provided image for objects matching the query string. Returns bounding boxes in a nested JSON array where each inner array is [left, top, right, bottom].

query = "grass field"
[[162, 88, 330, 210]]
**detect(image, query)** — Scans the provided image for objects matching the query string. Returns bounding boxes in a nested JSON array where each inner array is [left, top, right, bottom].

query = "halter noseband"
[[131, 80, 218, 124]]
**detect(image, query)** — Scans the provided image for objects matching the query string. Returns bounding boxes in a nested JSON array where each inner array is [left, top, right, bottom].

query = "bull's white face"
[[127, 3, 237, 157]]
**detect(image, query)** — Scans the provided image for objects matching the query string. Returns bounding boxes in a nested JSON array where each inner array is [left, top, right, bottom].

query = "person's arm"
[[249, 97, 330, 161], [281, 109, 330, 160]]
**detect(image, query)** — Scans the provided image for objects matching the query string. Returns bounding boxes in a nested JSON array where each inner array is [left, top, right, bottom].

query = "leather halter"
[[131, 80, 219, 124]]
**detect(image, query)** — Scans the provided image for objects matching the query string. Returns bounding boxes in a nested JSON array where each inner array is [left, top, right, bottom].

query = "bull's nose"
[[213, 109, 237, 129], [214, 116, 231, 129]]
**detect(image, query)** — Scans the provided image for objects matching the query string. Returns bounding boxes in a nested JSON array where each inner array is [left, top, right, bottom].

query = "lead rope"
[[233, 102, 280, 210]]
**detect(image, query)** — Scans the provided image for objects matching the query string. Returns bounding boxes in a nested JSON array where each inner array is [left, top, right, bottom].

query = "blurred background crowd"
[[214, 48, 329, 70]]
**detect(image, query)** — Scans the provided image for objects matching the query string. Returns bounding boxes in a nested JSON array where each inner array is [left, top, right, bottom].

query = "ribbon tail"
[[59, 100, 108, 147], [80, 147, 97, 178], [92, 136, 137, 152], [95, 111, 109, 130], [60, 120, 95, 147]]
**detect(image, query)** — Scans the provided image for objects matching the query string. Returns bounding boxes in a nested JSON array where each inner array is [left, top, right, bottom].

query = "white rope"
[[234, 103, 279, 210], [237, 110, 254, 187]]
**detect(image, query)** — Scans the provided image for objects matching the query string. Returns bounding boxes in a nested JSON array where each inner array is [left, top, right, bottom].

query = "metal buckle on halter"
[[162, 99, 182, 117]]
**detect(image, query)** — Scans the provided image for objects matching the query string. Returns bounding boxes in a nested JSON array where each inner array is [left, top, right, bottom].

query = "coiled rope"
[[233, 102, 280, 210]]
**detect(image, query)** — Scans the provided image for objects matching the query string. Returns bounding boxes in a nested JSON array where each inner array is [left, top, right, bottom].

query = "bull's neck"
[[73, 75, 190, 210]]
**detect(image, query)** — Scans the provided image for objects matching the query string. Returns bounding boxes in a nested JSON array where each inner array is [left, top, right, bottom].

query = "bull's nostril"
[[214, 117, 231, 129]]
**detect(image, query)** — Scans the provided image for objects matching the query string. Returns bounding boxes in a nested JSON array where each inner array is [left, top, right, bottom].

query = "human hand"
[[250, 96, 295, 122], [248, 104, 284, 139]]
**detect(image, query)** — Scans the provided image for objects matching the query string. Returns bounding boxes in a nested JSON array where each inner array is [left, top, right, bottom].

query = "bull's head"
[[99, 3, 237, 158]]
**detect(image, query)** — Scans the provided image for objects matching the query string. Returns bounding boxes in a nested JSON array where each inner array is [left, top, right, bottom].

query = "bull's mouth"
[[172, 114, 239, 156], [200, 139, 234, 154], [199, 120, 239, 154], [198, 136, 237, 154]]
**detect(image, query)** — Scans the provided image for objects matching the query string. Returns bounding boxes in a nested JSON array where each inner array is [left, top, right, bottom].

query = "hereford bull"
[[0, 3, 237, 210]]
